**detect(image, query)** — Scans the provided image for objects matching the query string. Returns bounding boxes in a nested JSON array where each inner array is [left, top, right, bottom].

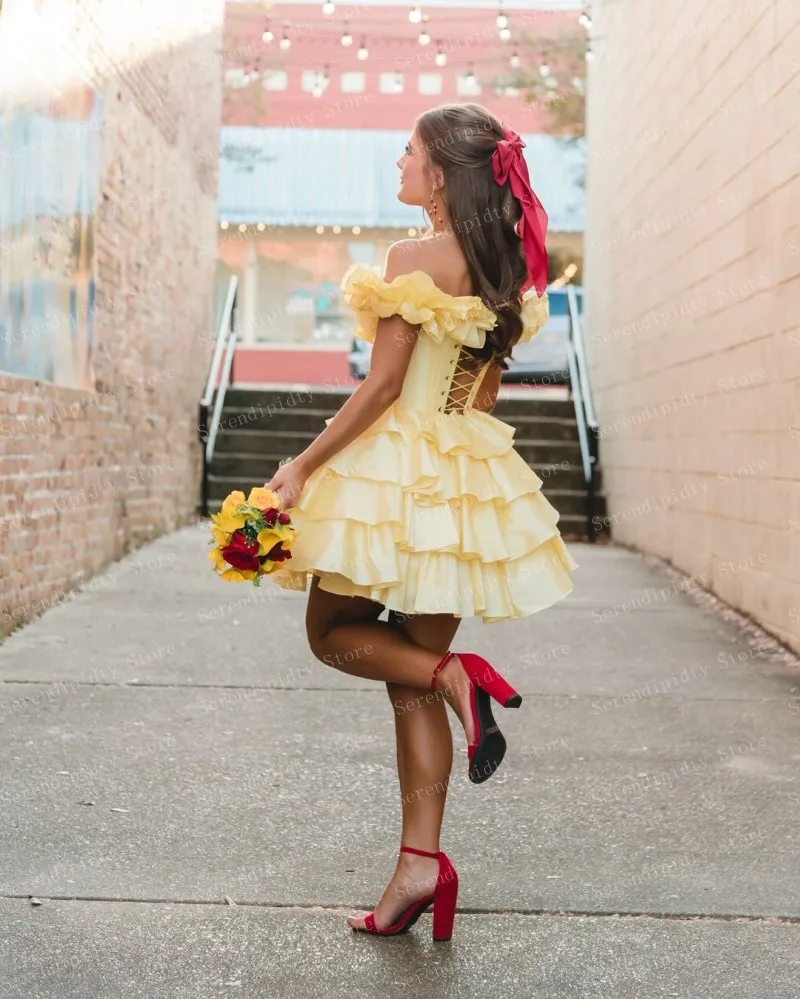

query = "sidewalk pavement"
[[1, 522, 799, 998]]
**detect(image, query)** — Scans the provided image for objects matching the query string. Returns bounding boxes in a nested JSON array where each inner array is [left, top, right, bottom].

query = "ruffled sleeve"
[[518, 290, 550, 344], [340, 263, 497, 348]]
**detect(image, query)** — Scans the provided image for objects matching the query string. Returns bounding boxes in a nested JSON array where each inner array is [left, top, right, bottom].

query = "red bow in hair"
[[491, 126, 549, 297]]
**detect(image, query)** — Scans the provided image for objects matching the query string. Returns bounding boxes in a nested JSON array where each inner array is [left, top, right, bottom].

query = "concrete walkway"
[[1, 522, 799, 998]]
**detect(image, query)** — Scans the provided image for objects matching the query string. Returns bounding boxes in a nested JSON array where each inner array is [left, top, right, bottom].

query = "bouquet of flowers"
[[209, 486, 297, 585]]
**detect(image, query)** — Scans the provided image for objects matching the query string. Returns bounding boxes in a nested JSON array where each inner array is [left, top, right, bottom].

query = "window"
[[456, 73, 481, 96], [379, 72, 404, 94], [301, 70, 323, 93], [418, 72, 442, 95], [224, 67, 249, 90], [341, 72, 365, 93], [262, 70, 288, 91]]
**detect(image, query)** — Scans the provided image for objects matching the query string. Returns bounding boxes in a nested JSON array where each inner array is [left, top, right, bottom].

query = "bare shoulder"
[[384, 236, 472, 296]]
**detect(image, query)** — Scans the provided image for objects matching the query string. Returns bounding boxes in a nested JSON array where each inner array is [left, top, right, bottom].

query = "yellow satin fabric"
[[269, 265, 577, 622]]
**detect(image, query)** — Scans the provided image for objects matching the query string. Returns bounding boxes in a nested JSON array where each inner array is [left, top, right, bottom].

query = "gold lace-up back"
[[443, 346, 487, 413]]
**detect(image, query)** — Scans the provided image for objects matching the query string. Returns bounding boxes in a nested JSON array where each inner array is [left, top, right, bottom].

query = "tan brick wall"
[[584, 0, 800, 652], [0, 1, 225, 633]]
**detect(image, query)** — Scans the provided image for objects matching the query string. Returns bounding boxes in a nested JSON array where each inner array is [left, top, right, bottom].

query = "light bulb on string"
[[357, 37, 368, 59], [510, 50, 520, 69], [435, 44, 446, 66], [279, 29, 291, 51], [341, 23, 353, 46], [585, 44, 594, 63], [322, 1, 335, 14], [418, 29, 430, 45], [261, 19, 273, 43], [409, 6, 422, 24], [539, 62, 550, 77], [579, 11, 592, 29], [499, 26, 511, 41]]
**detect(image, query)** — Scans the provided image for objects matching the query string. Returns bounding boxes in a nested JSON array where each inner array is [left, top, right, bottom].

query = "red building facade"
[[222, 2, 581, 132]]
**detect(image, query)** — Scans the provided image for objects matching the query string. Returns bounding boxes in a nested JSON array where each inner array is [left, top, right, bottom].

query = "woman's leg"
[[305, 578, 478, 749], [346, 609, 461, 931]]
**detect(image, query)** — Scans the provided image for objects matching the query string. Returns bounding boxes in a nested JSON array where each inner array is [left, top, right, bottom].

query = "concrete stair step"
[[209, 450, 593, 492]]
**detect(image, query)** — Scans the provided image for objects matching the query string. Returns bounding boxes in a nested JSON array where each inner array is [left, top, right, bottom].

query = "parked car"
[[348, 336, 371, 380], [347, 286, 583, 384], [502, 286, 581, 385]]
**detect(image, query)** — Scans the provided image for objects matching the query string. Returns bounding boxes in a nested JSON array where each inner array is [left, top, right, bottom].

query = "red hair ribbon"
[[491, 126, 549, 297]]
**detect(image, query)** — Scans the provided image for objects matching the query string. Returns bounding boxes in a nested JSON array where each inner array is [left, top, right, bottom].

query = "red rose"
[[263, 507, 279, 527], [278, 512, 291, 525], [222, 531, 261, 571], [265, 541, 291, 562]]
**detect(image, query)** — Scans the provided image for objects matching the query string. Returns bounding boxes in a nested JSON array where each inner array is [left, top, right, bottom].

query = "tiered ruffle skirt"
[[269, 401, 578, 622]]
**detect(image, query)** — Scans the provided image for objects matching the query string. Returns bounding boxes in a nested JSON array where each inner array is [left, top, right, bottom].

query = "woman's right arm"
[[471, 362, 503, 413]]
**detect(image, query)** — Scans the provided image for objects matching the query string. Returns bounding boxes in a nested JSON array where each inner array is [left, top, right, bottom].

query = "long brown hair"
[[415, 103, 532, 371]]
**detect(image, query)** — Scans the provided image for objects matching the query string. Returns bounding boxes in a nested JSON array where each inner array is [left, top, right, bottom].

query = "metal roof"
[[218, 126, 585, 232]]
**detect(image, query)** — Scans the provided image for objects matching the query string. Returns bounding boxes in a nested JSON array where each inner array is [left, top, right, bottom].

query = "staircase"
[[203, 386, 605, 540]]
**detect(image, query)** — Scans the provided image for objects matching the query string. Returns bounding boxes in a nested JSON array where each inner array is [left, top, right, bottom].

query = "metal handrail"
[[567, 285, 598, 430], [198, 275, 238, 516], [566, 285, 600, 542]]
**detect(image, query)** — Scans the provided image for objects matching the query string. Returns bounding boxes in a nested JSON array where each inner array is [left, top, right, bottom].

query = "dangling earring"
[[429, 184, 442, 227]]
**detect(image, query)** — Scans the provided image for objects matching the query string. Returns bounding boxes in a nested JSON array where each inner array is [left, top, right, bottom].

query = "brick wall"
[[0, 0, 225, 634], [584, 0, 800, 652]]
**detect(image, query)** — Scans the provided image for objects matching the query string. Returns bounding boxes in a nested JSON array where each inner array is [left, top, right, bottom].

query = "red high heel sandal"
[[351, 845, 459, 941], [432, 651, 522, 784]]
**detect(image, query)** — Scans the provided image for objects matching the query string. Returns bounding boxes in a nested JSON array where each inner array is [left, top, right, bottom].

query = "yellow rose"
[[214, 491, 247, 534], [247, 486, 281, 510], [210, 522, 231, 547]]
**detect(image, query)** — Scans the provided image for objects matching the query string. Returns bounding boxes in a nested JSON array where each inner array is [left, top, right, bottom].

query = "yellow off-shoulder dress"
[[269, 263, 578, 622]]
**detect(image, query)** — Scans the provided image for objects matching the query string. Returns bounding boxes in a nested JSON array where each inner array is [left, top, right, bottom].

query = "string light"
[[316, 225, 325, 234], [510, 50, 520, 69], [418, 29, 430, 45], [434, 44, 446, 66], [357, 37, 369, 59], [257, 223, 266, 231], [340, 23, 353, 46], [279, 28, 291, 50], [352, 226, 361, 234], [497, 10, 508, 29], [322, 1, 335, 14], [499, 26, 511, 41], [409, 6, 422, 23], [539, 62, 550, 77], [585, 44, 594, 62], [578, 10, 592, 29], [333, 225, 342, 234], [261, 19, 273, 43]]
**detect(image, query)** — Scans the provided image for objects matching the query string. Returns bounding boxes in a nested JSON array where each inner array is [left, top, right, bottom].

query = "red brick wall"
[[0, 1, 225, 635]]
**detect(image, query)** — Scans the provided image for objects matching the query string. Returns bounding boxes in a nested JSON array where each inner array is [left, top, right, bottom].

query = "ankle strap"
[[431, 650, 456, 691], [400, 845, 441, 858]]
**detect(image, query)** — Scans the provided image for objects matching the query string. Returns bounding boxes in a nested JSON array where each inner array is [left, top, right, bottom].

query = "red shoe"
[[432, 651, 522, 784], [351, 845, 459, 941]]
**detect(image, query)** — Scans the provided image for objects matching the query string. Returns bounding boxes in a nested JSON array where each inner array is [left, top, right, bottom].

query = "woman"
[[265, 103, 578, 941]]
